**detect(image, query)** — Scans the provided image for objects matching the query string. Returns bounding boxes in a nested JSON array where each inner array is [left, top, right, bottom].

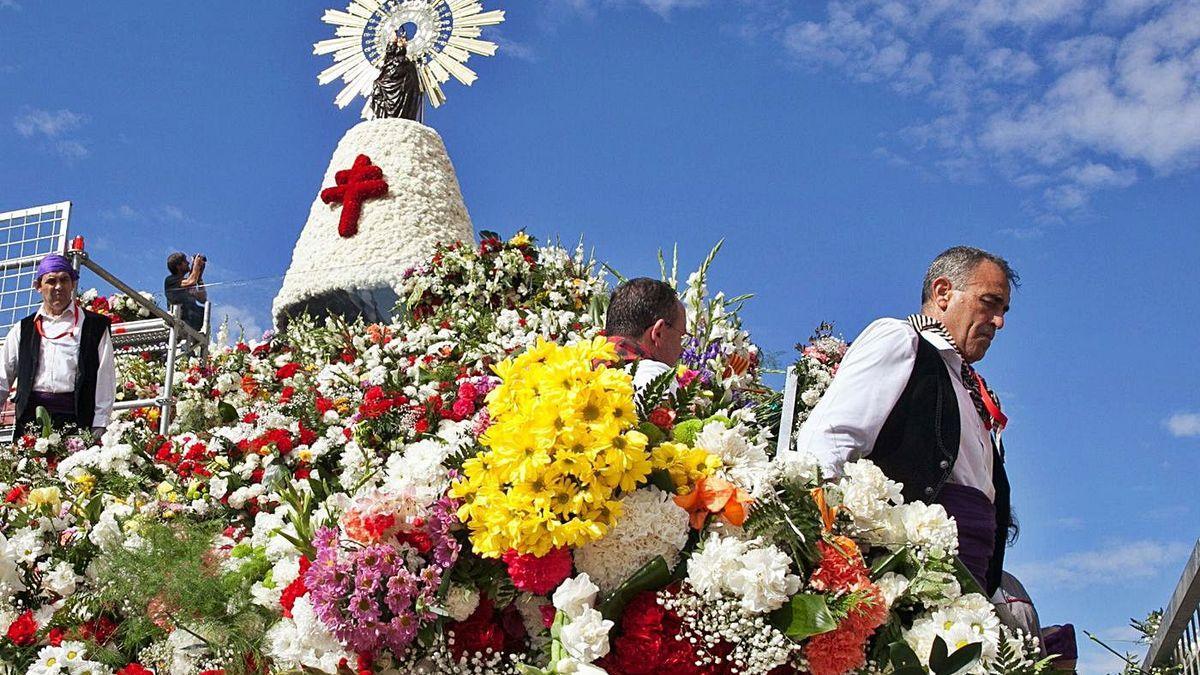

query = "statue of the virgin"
[[370, 30, 424, 122]]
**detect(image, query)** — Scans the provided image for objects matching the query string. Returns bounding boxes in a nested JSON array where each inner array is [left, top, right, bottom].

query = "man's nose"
[[992, 313, 1005, 330]]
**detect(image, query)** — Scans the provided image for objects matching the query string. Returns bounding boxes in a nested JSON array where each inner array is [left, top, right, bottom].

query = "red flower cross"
[[320, 154, 389, 238]]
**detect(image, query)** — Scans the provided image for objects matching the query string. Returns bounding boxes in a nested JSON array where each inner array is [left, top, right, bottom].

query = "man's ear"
[[931, 276, 954, 310], [645, 318, 666, 345]]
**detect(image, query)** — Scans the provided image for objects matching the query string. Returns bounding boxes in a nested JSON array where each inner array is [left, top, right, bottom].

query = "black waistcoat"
[[870, 334, 1011, 596], [16, 309, 111, 429]]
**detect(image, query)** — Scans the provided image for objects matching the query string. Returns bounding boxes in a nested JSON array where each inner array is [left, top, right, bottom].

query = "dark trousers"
[[14, 409, 80, 438]]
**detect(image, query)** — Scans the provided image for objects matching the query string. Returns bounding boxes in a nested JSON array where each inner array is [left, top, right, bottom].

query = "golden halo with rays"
[[314, 0, 505, 114]]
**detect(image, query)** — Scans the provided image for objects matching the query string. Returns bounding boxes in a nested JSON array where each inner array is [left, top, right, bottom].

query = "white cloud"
[[13, 108, 86, 138], [0, 0, 20, 9], [1166, 412, 1200, 437], [13, 108, 90, 160], [550, 0, 707, 18], [1012, 539, 1191, 588], [213, 303, 268, 343], [779, 0, 1200, 214]]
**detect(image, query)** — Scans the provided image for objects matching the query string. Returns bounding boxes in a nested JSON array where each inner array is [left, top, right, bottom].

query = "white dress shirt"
[[0, 303, 117, 427], [791, 317, 995, 501], [630, 358, 675, 391]]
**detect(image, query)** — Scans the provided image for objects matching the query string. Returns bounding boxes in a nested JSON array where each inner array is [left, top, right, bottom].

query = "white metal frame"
[[1145, 540, 1200, 672], [0, 201, 72, 336]]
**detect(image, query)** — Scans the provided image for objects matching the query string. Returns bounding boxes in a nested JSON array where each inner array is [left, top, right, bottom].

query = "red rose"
[[501, 547, 573, 595], [6, 610, 37, 646], [413, 418, 429, 435], [117, 665, 155, 675]]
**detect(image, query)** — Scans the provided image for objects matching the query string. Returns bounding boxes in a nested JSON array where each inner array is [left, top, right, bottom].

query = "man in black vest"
[[794, 246, 1016, 596], [0, 254, 115, 438]]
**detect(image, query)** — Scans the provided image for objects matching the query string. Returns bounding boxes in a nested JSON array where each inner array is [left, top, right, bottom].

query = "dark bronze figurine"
[[371, 31, 424, 122]]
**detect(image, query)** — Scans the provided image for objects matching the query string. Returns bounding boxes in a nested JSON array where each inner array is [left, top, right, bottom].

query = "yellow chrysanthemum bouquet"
[[451, 337, 655, 557]]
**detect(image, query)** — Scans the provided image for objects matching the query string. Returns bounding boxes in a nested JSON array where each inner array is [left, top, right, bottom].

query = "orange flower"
[[811, 487, 839, 532], [674, 475, 752, 529], [240, 374, 259, 397]]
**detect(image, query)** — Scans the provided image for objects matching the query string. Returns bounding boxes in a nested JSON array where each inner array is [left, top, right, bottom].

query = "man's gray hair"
[[921, 246, 1020, 304]]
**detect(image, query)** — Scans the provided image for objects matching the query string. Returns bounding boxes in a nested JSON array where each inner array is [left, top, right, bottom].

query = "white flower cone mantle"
[[273, 118, 474, 326]]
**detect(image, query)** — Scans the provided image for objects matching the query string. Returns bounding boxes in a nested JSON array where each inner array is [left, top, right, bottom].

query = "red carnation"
[[47, 627, 64, 646], [447, 597, 508, 660], [501, 547, 573, 595], [275, 362, 301, 381], [6, 610, 37, 646], [804, 584, 888, 675], [280, 556, 311, 618], [647, 407, 676, 430], [600, 590, 707, 675], [810, 539, 871, 593], [117, 665, 155, 675], [4, 485, 28, 504]]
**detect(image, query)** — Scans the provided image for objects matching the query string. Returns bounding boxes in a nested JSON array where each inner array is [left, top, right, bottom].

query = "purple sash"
[[29, 391, 75, 415], [936, 483, 996, 590]]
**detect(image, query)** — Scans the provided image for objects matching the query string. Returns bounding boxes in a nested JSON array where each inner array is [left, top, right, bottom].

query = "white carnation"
[[43, 561, 77, 597], [265, 596, 351, 674], [381, 439, 450, 505], [686, 533, 748, 600], [725, 545, 802, 613], [894, 501, 959, 559], [444, 584, 480, 622], [575, 487, 689, 593], [876, 572, 911, 608]]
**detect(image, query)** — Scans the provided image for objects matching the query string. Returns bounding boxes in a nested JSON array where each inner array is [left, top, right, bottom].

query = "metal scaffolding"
[[62, 248, 210, 436]]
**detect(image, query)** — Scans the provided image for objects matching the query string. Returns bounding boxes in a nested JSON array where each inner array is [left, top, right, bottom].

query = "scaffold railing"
[[64, 247, 211, 435], [1144, 540, 1200, 672]]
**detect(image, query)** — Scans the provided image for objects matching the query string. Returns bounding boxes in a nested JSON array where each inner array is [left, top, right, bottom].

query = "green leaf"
[[870, 548, 908, 576], [937, 641, 982, 675], [951, 557, 986, 596], [598, 556, 671, 623], [36, 406, 52, 438], [218, 401, 239, 424], [930, 635, 950, 670], [888, 639, 922, 670], [768, 593, 838, 640]]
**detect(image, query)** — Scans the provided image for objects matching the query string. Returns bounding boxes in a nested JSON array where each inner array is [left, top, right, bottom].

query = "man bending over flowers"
[[603, 278, 687, 389]]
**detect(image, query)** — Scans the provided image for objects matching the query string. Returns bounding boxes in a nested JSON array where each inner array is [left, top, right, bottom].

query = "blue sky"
[[3, 1, 1199, 671]]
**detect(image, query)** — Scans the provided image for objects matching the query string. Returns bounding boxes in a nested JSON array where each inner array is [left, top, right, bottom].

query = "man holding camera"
[[164, 252, 207, 332]]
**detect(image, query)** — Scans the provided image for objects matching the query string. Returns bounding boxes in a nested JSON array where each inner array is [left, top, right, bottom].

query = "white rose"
[[559, 607, 613, 663], [552, 574, 599, 620]]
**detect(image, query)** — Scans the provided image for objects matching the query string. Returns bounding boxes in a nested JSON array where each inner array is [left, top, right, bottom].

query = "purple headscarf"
[[35, 254, 79, 282]]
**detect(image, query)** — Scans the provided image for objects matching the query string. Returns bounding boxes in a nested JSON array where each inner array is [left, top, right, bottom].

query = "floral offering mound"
[[0, 234, 1050, 675]]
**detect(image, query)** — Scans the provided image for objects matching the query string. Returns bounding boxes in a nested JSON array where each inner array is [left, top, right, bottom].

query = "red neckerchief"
[[35, 302, 80, 341]]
